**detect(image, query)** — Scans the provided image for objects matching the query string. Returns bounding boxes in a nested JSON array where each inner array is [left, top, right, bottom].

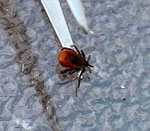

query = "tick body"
[[58, 48, 87, 69], [57, 45, 93, 97]]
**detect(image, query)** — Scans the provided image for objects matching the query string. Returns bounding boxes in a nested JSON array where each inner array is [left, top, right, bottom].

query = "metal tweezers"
[[41, 0, 91, 48]]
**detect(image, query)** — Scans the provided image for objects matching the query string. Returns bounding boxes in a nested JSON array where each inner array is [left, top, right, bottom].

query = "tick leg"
[[71, 45, 81, 55], [58, 80, 70, 85], [87, 55, 91, 62], [75, 68, 85, 97], [60, 68, 80, 75], [77, 68, 85, 88], [60, 68, 74, 74], [61, 47, 69, 51], [69, 68, 80, 75], [81, 50, 85, 58]]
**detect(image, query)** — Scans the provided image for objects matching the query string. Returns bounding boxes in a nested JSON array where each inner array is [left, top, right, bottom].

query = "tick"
[[57, 45, 93, 97]]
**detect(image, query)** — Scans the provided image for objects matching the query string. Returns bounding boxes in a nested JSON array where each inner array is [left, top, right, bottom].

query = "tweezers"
[[41, 0, 90, 48]]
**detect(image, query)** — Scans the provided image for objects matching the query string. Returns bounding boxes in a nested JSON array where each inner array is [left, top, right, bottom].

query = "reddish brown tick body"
[[58, 48, 88, 69], [57, 45, 93, 97]]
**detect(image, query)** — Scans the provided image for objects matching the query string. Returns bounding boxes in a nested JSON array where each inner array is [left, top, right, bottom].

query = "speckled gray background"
[[0, 0, 150, 131]]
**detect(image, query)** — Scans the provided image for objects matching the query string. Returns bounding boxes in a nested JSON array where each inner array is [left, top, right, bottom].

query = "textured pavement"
[[0, 0, 150, 131]]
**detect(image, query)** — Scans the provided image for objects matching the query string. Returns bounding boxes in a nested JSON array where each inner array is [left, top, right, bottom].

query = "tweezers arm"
[[41, 0, 73, 47], [66, 0, 89, 33]]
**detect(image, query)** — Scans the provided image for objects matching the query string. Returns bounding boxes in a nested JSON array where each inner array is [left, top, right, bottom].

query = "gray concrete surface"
[[0, 0, 150, 130]]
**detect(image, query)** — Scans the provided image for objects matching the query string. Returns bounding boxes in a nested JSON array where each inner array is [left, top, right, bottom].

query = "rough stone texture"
[[0, 0, 150, 131]]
